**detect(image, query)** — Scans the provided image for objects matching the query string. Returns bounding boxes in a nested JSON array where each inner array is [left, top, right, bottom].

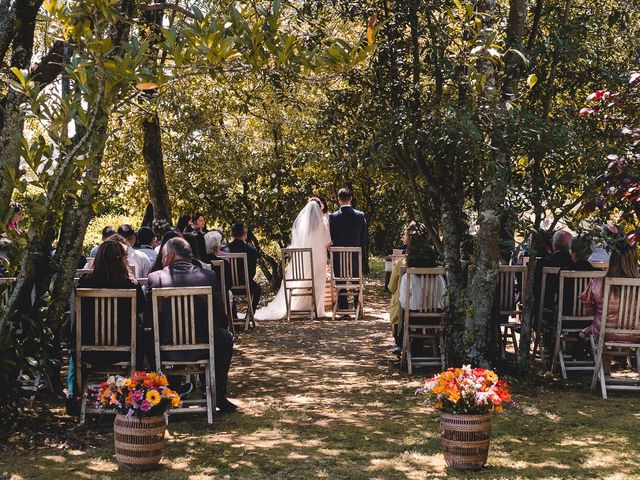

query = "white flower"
[[108, 375, 116, 385], [115, 377, 125, 387]]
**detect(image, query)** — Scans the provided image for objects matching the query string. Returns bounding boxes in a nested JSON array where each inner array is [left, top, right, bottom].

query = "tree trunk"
[[142, 114, 173, 229], [0, 0, 44, 218], [0, 0, 15, 63]]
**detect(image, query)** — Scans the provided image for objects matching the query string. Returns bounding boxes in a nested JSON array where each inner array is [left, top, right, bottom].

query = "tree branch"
[[29, 40, 65, 86]]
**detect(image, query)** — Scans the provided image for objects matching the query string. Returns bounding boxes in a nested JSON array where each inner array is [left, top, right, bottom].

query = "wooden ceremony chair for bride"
[[329, 247, 364, 321], [552, 270, 606, 379], [75, 288, 138, 423], [225, 253, 255, 330], [401, 267, 446, 374], [497, 265, 527, 358], [591, 278, 640, 399], [151, 286, 217, 424], [281, 248, 317, 321]]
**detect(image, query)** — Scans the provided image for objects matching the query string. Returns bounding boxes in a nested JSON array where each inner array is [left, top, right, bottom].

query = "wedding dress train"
[[254, 201, 331, 320]]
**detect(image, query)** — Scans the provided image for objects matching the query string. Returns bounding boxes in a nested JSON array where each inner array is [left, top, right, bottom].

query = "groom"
[[329, 187, 368, 311]]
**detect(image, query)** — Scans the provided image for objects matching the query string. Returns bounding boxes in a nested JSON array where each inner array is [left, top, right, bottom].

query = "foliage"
[[96, 372, 181, 418]]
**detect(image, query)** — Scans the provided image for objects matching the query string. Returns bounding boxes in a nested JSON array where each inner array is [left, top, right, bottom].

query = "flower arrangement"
[[97, 371, 181, 418], [416, 365, 511, 414]]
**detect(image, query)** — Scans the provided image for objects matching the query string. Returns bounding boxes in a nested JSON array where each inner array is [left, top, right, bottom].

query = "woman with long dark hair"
[[150, 229, 182, 273]]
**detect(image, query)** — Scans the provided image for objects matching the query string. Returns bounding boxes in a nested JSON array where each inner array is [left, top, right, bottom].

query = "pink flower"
[[579, 107, 594, 117], [133, 390, 143, 402], [140, 400, 152, 412], [594, 89, 609, 100], [605, 224, 618, 235]]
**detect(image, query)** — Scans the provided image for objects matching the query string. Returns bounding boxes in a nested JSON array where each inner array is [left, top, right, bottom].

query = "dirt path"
[[2, 278, 640, 479]]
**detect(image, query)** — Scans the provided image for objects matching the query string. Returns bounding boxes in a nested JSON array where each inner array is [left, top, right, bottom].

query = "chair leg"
[[511, 328, 519, 357], [591, 350, 603, 392], [599, 364, 608, 399], [558, 348, 568, 380], [204, 364, 213, 425], [439, 333, 445, 370]]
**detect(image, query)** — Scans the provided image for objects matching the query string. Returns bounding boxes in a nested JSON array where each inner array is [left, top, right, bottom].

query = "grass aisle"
[[2, 277, 640, 479]]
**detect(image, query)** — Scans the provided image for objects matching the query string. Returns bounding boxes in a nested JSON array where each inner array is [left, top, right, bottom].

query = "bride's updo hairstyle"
[[309, 196, 328, 214]]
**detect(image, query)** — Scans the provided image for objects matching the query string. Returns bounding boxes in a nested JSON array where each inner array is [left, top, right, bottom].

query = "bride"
[[255, 197, 331, 320]]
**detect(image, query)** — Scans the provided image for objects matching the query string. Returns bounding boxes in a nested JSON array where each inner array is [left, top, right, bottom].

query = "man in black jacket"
[[145, 237, 236, 412], [222, 223, 261, 313], [329, 188, 368, 310]]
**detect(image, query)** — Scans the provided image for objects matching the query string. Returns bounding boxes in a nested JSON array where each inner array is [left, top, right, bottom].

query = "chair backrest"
[[558, 270, 606, 320], [330, 247, 362, 282], [76, 268, 93, 279], [404, 267, 446, 317], [86, 257, 94, 269], [210, 260, 228, 315], [0, 277, 16, 308], [151, 286, 214, 357], [224, 253, 251, 290], [497, 265, 527, 315], [75, 288, 137, 352], [539, 266, 562, 315], [600, 278, 640, 343], [282, 248, 314, 284], [590, 261, 609, 271]]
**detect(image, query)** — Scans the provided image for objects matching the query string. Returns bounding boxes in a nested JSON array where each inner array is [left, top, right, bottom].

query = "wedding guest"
[[7, 203, 23, 234], [89, 226, 117, 257], [176, 214, 191, 233], [118, 224, 151, 278], [66, 239, 145, 415], [136, 226, 158, 264], [192, 213, 207, 233], [580, 226, 640, 374], [570, 236, 595, 271], [223, 223, 261, 313], [184, 231, 209, 269], [150, 229, 181, 273], [205, 230, 233, 299], [144, 237, 236, 412], [388, 224, 412, 355]]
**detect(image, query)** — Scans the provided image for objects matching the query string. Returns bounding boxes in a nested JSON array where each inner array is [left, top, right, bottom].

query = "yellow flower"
[[146, 390, 161, 406], [485, 370, 498, 384], [435, 401, 443, 409], [171, 396, 181, 408], [156, 375, 169, 387], [495, 404, 504, 413]]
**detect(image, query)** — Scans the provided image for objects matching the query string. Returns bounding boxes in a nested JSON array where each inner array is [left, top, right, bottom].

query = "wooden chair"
[[590, 261, 609, 271], [591, 278, 640, 399], [497, 265, 527, 358], [551, 270, 606, 379], [225, 253, 255, 330], [330, 247, 364, 321], [151, 286, 216, 424], [211, 259, 234, 336], [401, 267, 446, 374], [533, 266, 561, 362], [75, 288, 138, 424], [281, 248, 317, 321]]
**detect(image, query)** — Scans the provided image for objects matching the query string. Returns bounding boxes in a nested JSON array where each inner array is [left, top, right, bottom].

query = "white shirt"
[[137, 246, 157, 264], [399, 273, 446, 311], [89, 245, 99, 258], [128, 246, 151, 278]]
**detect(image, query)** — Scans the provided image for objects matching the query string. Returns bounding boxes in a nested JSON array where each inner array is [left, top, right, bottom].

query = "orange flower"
[[156, 375, 169, 387], [171, 396, 181, 408]]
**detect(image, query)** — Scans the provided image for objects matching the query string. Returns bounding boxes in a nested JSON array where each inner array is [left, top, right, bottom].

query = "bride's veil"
[[291, 201, 324, 248]]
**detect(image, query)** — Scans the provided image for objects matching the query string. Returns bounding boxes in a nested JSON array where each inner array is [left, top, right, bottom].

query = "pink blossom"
[[133, 390, 143, 402], [605, 224, 618, 235], [579, 107, 594, 117], [140, 400, 152, 412]]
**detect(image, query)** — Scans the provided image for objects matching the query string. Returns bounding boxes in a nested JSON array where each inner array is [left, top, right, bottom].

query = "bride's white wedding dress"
[[255, 201, 331, 320]]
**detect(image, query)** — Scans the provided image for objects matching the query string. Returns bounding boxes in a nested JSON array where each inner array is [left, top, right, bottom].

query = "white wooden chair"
[[282, 248, 317, 321], [497, 265, 527, 358], [533, 266, 561, 362], [591, 278, 640, 399], [75, 288, 138, 424], [590, 261, 609, 271], [401, 267, 446, 374], [151, 286, 216, 424], [552, 270, 606, 379], [225, 253, 255, 330], [211, 259, 234, 336], [330, 247, 364, 321]]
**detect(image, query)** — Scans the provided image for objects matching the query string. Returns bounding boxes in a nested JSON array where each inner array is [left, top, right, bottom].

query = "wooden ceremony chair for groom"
[[225, 252, 255, 331], [497, 265, 527, 358], [591, 278, 640, 399], [151, 286, 216, 424], [401, 267, 446, 374], [281, 247, 317, 321], [330, 247, 364, 321], [75, 288, 138, 424], [552, 270, 606, 379]]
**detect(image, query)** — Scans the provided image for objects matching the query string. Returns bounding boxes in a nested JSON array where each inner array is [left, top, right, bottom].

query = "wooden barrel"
[[440, 413, 491, 471], [114, 414, 166, 472]]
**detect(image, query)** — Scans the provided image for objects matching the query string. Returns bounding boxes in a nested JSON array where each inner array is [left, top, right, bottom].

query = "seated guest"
[[395, 227, 444, 350], [580, 226, 639, 374], [222, 223, 261, 313], [570, 235, 595, 271], [184, 231, 209, 269], [136, 226, 158, 264], [66, 239, 145, 414], [89, 225, 117, 257], [205, 230, 233, 304], [145, 237, 236, 412], [150, 229, 181, 273], [192, 213, 207, 233], [388, 224, 412, 353], [118, 224, 151, 278], [176, 214, 192, 233]]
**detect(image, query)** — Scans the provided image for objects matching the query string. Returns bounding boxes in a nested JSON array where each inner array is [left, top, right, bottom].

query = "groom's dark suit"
[[329, 205, 368, 309]]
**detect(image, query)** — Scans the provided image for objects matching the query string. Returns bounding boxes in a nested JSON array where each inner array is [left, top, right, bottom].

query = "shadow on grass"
[[2, 278, 640, 479]]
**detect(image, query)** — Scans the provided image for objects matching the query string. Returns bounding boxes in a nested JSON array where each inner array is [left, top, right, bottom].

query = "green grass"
[[1, 279, 639, 479]]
